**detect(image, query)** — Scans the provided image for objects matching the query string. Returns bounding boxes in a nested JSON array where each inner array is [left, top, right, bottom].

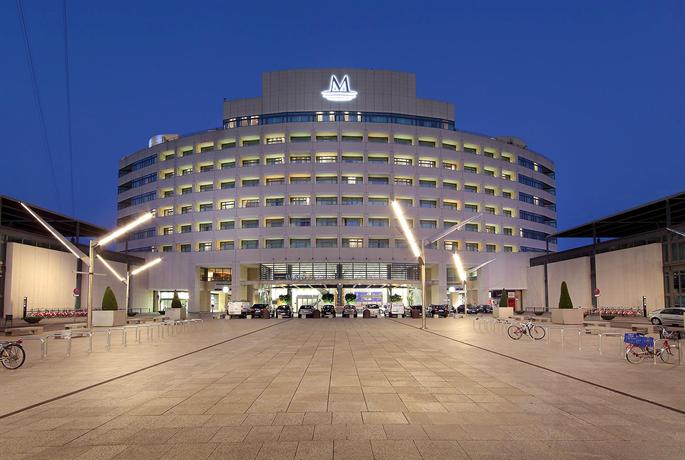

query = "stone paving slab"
[[0, 319, 684, 459]]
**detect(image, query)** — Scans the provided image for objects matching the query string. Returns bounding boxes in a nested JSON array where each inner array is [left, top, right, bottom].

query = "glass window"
[[290, 238, 311, 248], [265, 239, 284, 249], [241, 240, 258, 249], [316, 238, 337, 248], [368, 239, 389, 248], [342, 238, 363, 248], [219, 241, 234, 250]]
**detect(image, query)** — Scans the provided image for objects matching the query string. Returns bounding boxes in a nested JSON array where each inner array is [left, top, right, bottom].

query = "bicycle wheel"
[[507, 326, 523, 340], [530, 325, 546, 340], [625, 346, 645, 364], [660, 347, 675, 364], [1, 344, 26, 370]]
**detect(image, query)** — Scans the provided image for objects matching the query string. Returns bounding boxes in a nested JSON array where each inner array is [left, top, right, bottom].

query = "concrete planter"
[[551, 308, 584, 325], [92, 310, 126, 327], [165, 308, 186, 321], [493, 306, 513, 319]]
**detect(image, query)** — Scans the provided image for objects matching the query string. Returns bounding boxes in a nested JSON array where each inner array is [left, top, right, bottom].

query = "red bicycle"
[[625, 329, 677, 364], [0, 339, 26, 370]]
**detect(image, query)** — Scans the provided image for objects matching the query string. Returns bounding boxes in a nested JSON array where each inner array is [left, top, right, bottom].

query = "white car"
[[648, 307, 685, 326]]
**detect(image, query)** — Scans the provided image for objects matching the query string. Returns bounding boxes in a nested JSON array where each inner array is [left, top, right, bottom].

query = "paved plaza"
[[1, 318, 684, 459]]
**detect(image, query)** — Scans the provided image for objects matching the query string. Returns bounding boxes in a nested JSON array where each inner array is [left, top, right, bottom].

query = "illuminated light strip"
[[391, 200, 421, 258], [452, 253, 468, 283], [20, 202, 86, 261], [95, 254, 125, 282], [97, 212, 153, 247], [131, 257, 162, 276]]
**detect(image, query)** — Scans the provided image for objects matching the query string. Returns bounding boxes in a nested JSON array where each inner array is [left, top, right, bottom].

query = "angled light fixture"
[[97, 212, 154, 247], [131, 257, 162, 276], [391, 200, 421, 258], [20, 202, 89, 263], [95, 254, 125, 282]]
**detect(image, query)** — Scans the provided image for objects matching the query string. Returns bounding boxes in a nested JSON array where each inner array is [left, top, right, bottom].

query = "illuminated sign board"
[[321, 74, 357, 102]]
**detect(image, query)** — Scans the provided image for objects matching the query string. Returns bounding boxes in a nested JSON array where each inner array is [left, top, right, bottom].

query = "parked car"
[[321, 304, 336, 317], [648, 307, 685, 326], [456, 304, 479, 314], [274, 304, 292, 318], [364, 304, 381, 317], [298, 305, 318, 318], [478, 304, 493, 314], [342, 305, 358, 318], [405, 305, 423, 317], [250, 303, 271, 318], [428, 304, 450, 317]]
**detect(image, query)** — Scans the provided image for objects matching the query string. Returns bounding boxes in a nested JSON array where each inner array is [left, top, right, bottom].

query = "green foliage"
[[321, 292, 334, 303], [390, 294, 402, 303], [171, 290, 183, 309], [344, 293, 357, 304], [558, 281, 574, 309], [499, 289, 508, 308], [278, 294, 292, 304], [102, 286, 118, 311]]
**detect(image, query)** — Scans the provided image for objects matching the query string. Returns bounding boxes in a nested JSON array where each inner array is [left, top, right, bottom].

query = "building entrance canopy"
[[259, 261, 420, 283]]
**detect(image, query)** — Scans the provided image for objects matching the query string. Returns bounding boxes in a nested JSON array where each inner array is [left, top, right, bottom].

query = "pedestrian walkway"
[[1, 319, 684, 459]]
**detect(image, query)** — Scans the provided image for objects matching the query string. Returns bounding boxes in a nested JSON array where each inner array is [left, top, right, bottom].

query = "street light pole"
[[419, 240, 427, 330], [87, 240, 95, 329]]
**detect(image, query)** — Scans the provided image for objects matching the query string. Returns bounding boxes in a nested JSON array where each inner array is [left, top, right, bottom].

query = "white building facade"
[[116, 69, 557, 312]]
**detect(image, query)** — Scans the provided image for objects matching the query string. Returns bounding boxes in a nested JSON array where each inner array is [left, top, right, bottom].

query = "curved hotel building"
[[117, 69, 557, 312]]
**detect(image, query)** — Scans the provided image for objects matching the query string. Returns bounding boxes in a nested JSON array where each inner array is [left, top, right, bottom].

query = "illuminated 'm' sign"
[[321, 74, 358, 102]]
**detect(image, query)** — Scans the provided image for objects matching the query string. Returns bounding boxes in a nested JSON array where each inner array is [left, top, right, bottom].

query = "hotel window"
[[180, 225, 192, 234], [290, 196, 310, 206], [395, 198, 413, 207], [485, 206, 496, 215], [394, 177, 412, 186], [242, 179, 259, 187], [444, 241, 458, 251], [266, 197, 284, 207], [199, 203, 213, 212], [163, 153, 176, 161], [316, 112, 336, 122], [290, 176, 311, 184], [342, 196, 363, 205], [368, 156, 388, 164], [220, 181, 235, 189], [290, 238, 311, 248], [342, 134, 363, 142], [265, 239, 284, 249], [501, 154, 512, 163], [420, 199, 437, 208], [219, 241, 234, 250], [198, 242, 212, 252], [199, 184, 213, 192], [484, 169, 496, 177], [162, 226, 173, 235], [394, 157, 413, 166], [199, 223, 212, 232], [199, 164, 213, 172], [242, 219, 258, 229], [418, 139, 436, 147], [316, 217, 337, 226], [420, 220, 437, 229], [466, 242, 479, 252], [290, 135, 311, 143], [502, 173, 513, 181], [164, 171, 174, 179], [443, 161, 458, 171], [419, 179, 436, 188], [503, 245, 514, 252], [369, 218, 389, 227], [316, 154, 337, 163], [266, 177, 285, 186], [418, 159, 436, 168], [484, 187, 496, 196], [290, 217, 311, 227], [342, 238, 363, 248], [503, 227, 514, 236], [486, 244, 497, 253], [161, 245, 172, 252], [266, 157, 284, 165], [242, 138, 260, 147], [465, 223, 479, 232], [343, 217, 362, 227], [220, 200, 235, 209], [444, 220, 458, 229], [368, 135, 389, 143], [368, 238, 389, 248], [316, 134, 337, 142], [464, 146, 478, 154], [220, 141, 236, 149], [395, 239, 408, 248], [443, 201, 458, 210], [443, 181, 458, 190], [290, 155, 311, 164], [316, 238, 337, 248], [220, 161, 236, 169], [265, 136, 285, 145], [181, 186, 192, 195], [266, 218, 284, 227], [464, 184, 478, 193], [368, 197, 388, 206], [242, 199, 259, 208], [342, 155, 363, 163], [242, 159, 259, 167], [219, 221, 235, 230], [484, 150, 496, 159], [180, 244, 191, 253], [502, 191, 513, 199], [316, 196, 337, 206], [464, 165, 478, 174], [342, 176, 363, 184], [503, 209, 514, 217], [180, 205, 192, 214], [163, 190, 173, 198], [465, 204, 479, 212], [180, 149, 192, 157], [162, 208, 174, 216], [241, 240, 258, 249], [442, 142, 457, 151], [316, 176, 337, 184], [368, 176, 389, 185], [394, 136, 413, 145]]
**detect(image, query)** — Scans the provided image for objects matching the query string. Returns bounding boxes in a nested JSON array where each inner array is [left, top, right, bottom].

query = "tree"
[[278, 294, 292, 305], [171, 290, 183, 309], [390, 294, 402, 303], [102, 286, 118, 311], [499, 289, 508, 308], [344, 293, 357, 304], [558, 281, 573, 309], [321, 292, 334, 303]]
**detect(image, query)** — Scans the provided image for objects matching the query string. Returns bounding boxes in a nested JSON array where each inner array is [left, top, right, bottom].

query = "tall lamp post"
[[391, 200, 481, 329], [452, 254, 496, 315]]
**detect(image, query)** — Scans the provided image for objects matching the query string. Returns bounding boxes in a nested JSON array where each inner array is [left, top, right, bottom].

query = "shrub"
[[321, 293, 334, 303], [390, 294, 402, 303], [171, 291, 182, 309], [278, 294, 292, 305], [102, 287, 118, 311], [499, 290, 508, 308], [24, 316, 42, 324], [558, 281, 573, 309], [344, 293, 357, 304]]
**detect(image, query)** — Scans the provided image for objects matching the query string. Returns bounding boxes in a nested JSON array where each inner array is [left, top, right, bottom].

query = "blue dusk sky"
[[1, 0, 683, 246]]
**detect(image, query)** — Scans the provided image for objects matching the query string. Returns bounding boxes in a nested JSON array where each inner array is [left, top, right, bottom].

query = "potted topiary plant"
[[344, 293, 357, 304], [493, 289, 513, 319], [321, 292, 334, 304], [278, 294, 291, 305], [93, 286, 126, 326], [166, 290, 186, 320], [389, 294, 404, 317], [551, 281, 584, 325]]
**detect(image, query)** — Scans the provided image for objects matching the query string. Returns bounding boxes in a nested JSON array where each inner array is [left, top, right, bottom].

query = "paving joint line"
[[388, 318, 685, 416], [0, 319, 293, 420]]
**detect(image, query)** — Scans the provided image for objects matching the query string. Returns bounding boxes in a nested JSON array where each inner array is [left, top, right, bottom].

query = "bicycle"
[[0, 339, 26, 370], [625, 329, 677, 364], [507, 321, 546, 340]]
